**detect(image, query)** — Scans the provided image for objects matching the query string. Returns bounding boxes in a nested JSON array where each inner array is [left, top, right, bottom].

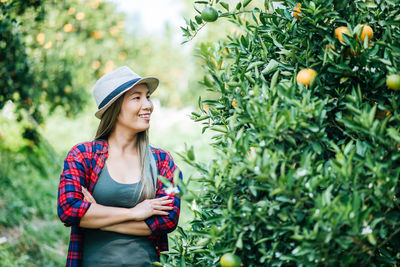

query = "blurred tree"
[[1, 0, 134, 144]]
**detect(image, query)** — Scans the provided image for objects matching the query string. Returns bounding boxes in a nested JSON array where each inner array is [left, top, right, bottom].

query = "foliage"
[[167, 0, 400, 266], [0, 123, 68, 265], [0, 0, 133, 143]]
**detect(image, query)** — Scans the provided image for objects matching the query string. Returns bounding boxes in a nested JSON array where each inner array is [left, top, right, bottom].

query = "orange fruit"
[[75, 12, 85, 21], [43, 41, 52, 49], [63, 24, 74, 33], [335, 26, 350, 43], [91, 60, 101, 70], [296, 68, 317, 86], [201, 6, 218, 22], [90, 30, 104, 39], [293, 3, 301, 20], [386, 74, 400, 91], [36, 33, 45, 45], [220, 253, 241, 267], [67, 7, 75, 15], [232, 98, 238, 107], [360, 24, 373, 42]]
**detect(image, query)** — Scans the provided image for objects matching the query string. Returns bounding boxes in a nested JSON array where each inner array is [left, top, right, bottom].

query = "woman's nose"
[[142, 97, 153, 110]]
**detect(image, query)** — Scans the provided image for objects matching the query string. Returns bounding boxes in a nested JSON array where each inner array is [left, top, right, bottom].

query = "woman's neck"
[[108, 127, 138, 155]]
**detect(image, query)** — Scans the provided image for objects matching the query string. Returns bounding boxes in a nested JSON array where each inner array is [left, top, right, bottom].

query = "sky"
[[109, 0, 186, 40]]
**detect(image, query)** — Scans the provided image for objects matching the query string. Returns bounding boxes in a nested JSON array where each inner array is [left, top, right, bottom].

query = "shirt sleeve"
[[145, 151, 182, 236], [57, 146, 92, 227]]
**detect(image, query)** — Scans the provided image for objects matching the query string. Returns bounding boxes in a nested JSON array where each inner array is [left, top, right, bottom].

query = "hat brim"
[[95, 77, 159, 119]]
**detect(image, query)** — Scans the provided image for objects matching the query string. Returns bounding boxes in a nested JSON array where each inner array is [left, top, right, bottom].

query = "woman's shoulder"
[[150, 145, 176, 163], [150, 146, 180, 178], [67, 139, 107, 157]]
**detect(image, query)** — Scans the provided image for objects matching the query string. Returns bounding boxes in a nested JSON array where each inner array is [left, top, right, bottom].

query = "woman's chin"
[[135, 124, 150, 132]]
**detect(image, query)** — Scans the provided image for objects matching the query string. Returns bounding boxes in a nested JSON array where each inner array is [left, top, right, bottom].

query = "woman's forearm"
[[79, 203, 135, 228], [79, 190, 172, 229], [101, 220, 152, 236]]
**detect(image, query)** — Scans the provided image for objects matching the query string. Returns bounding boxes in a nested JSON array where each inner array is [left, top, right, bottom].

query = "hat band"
[[98, 78, 141, 109]]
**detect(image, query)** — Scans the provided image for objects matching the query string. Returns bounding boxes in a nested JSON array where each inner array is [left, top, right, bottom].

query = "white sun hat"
[[92, 66, 159, 119]]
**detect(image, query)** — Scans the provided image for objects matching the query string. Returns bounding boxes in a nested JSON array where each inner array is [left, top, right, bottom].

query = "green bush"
[[165, 0, 400, 266]]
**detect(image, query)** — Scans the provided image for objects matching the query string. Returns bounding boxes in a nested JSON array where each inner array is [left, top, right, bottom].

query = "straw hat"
[[92, 66, 159, 119]]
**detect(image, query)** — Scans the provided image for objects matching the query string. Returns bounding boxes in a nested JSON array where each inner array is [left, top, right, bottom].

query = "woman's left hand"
[[82, 186, 97, 204]]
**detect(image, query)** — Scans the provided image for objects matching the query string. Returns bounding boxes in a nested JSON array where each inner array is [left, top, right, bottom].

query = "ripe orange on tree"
[[296, 68, 317, 86], [232, 98, 238, 107], [335, 26, 350, 43], [293, 3, 301, 20], [63, 23, 74, 33], [76, 12, 85, 21], [36, 33, 45, 45], [220, 253, 241, 267], [359, 24, 373, 42]]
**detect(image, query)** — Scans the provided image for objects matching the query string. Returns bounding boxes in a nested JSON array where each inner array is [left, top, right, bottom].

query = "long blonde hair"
[[95, 93, 157, 200]]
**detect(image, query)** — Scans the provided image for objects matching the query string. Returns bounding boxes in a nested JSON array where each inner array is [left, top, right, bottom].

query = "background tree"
[[1, 0, 209, 145], [164, 0, 400, 266]]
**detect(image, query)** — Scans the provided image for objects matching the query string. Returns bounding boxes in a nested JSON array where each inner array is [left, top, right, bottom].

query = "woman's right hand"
[[131, 196, 173, 221]]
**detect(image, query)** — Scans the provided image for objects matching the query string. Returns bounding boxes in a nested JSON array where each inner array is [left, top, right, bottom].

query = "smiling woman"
[[57, 66, 182, 267]]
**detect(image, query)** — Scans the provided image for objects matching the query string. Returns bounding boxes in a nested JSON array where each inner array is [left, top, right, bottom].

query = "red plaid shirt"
[[57, 140, 181, 267]]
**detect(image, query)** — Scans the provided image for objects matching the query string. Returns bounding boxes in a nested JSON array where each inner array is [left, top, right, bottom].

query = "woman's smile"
[[139, 113, 151, 121]]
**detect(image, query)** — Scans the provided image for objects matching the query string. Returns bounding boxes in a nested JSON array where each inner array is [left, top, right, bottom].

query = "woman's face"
[[116, 83, 153, 133]]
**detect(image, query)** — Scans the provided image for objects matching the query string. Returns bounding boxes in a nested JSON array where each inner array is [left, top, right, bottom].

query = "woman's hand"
[[131, 196, 173, 221], [82, 186, 97, 204]]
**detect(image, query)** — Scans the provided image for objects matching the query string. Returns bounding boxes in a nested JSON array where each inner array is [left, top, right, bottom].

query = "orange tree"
[[161, 0, 400, 266]]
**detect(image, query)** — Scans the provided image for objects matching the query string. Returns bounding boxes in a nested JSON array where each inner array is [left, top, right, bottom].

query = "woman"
[[57, 66, 182, 267]]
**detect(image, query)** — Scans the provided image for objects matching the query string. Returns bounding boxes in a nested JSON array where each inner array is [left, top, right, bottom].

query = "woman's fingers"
[[153, 210, 169, 216], [152, 205, 174, 211], [153, 197, 173, 204], [81, 186, 96, 203], [154, 196, 170, 201], [159, 199, 174, 205], [81, 186, 89, 195]]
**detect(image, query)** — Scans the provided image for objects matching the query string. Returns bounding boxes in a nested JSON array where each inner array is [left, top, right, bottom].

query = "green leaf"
[[261, 59, 279, 74], [270, 70, 280, 90], [236, 232, 244, 249], [243, 0, 252, 8], [219, 2, 229, 11]]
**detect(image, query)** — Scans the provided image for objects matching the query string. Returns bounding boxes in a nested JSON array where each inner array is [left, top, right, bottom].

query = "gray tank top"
[[82, 165, 158, 267]]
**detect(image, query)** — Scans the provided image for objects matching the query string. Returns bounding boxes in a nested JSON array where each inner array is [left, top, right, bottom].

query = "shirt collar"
[[95, 139, 109, 155]]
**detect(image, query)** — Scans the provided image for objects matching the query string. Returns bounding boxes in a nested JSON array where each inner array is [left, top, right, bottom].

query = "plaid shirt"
[[57, 140, 182, 267]]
